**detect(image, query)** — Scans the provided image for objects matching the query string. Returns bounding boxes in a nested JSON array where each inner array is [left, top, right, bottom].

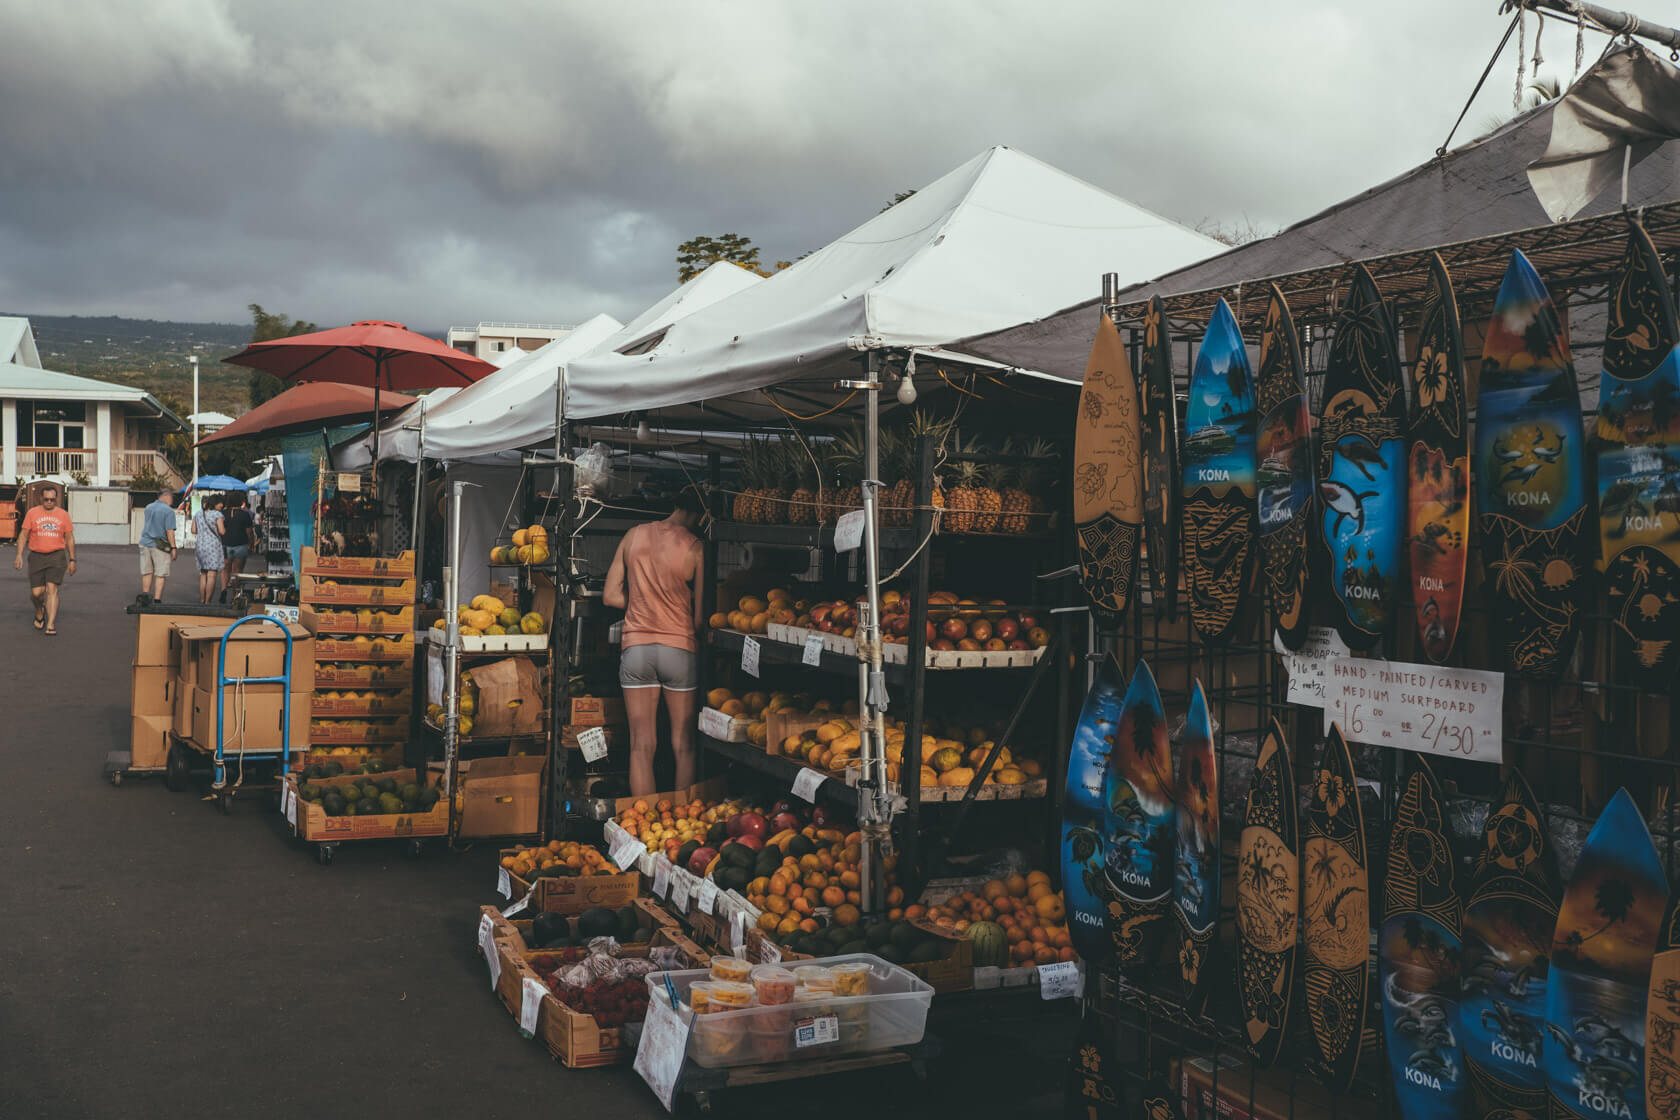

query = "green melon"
[[965, 921, 1009, 968]]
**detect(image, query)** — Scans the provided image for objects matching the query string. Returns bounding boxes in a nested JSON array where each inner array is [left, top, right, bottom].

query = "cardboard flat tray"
[[284, 770, 448, 842], [310, 693, 414, 717], [300, 548, 416, 578], [578, 776, 730, 822], [312, 663, 414, 687], [299, 575, 416, 606], [697, 707, 753, 742], [917, 778, 1048, 802], [310, 637, 415, 662], [308, 719, 407, 744], [882, 643, 1045, 669], [423, 629, 548, 653], [302, 605, 414, 634]]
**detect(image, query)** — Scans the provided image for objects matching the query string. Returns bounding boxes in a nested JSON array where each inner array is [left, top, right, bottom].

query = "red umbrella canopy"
[[196, 383, 418, 445], [223, 320, 495, 391]]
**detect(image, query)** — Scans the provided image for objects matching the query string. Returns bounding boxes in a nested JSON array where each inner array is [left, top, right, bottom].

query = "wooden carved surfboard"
[[1102, 659, 1175, 970], [1075, 313, 1144, 619], [1062, 653, 1125, 962], [1407, 253, 1472, 664], [1255, 283, 1316, 650], [1182, 298, 1257, 643], [1238, 718, 1299, 1067], [1544, 788, 1668, 1120], [1645, 895, 1680, 1120], [1319, 265, 1406, 654], [1174, 679, 1219, 1012], [1460, 770, 1560, 1120], [1597, 222, 1680, 692], [1380, 759, 1466, 1120], [1064, 1004, 1124, 1120], [1139, 296, 1182, 621], [1476, 249, 1589, 678], [1302, 723, 1370, 1093]]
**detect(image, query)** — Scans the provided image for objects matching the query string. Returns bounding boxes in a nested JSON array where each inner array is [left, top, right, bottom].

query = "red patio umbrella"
[[196, 383, 418, 445], [223, 320, 495, 459]]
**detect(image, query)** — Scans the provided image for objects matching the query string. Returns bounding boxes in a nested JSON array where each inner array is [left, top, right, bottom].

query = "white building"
[[186, 410, 236, 433], [445, 322, 574, 360], [0, 316, 187, 487]]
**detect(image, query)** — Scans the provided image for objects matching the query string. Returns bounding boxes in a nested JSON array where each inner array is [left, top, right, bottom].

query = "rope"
[[1439, 11, 1523, 156], [1516, 4, 1527, 109], [759, 388, 858, 421], [937, 369, 983, 399]]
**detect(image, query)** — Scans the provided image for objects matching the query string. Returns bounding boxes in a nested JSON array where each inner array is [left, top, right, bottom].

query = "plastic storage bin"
[[646, 953, 934, 1069]]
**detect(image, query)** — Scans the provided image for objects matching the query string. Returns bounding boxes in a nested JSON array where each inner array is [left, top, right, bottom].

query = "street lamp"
[[189, 354, 200, 485]]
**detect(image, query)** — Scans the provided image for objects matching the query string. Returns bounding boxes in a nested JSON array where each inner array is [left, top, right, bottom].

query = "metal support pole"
[[443, 478, 468, 803], [1514, 0, 1680, 53], [548, 368, 572, 838], [190, 355, 200, 485]]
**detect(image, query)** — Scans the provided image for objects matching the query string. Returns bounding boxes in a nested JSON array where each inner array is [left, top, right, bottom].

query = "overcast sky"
[[0, 1, 1588, 330]]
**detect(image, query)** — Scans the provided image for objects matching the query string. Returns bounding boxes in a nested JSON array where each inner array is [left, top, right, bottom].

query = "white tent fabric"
[[596, 260, 763, 356], [563, 146, 1221, 420], [487, 347, 529, 367]]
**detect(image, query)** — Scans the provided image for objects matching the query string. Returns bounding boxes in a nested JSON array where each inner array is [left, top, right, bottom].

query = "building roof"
[[0, 360, 186, 429], [0, 316, 40, 368], [187, 410, 237, 427]]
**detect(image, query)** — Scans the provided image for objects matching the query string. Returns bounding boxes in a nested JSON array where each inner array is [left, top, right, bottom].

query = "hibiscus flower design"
[[1314, 767, 1349, 818]]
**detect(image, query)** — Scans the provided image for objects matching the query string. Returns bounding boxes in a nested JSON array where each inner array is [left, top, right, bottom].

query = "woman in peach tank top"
[[604, 490, 706, 796]]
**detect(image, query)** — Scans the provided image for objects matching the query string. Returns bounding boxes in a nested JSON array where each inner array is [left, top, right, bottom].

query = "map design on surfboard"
[[1645, 894, 1680, 1120], [1102, 659, 1176, 969], [1476, 249, 1588, 678], [1255, 283, 1316, 650], [1061, 653, 1125, 962], [1319, 265, 1406, 653], [1407, 253, 1471, 664], [1139, 296, 1182, 620], [1460, 770, 1559, 1120], [1174, 679, 1219, 1011], [1380, 759, 1465, 1120], [1544, 789, 1667, 1120], [1302, 723, 1370, 1092], [1237, 718, 1299, 1067], [1597, 222, 1680, 692], [1182, 298, 1256, 643], [1075, 313, 1144, 619]]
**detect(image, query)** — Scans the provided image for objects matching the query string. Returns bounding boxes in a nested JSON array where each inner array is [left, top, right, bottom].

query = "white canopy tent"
[[563, 146, 1222, 423]]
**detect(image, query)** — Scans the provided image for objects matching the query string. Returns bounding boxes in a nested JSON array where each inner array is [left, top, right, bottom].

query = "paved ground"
[[0, 547, 1071, 1118]]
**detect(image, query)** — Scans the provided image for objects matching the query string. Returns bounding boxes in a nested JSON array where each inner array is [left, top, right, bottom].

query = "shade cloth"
[[197, 383, 417, 445]]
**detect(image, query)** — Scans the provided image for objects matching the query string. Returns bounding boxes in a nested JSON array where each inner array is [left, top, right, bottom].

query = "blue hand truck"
[[206, 613, 297, 814]]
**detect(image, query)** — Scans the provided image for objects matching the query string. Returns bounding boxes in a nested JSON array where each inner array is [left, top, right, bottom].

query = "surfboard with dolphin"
[[1173, 679, 1219, 1012]]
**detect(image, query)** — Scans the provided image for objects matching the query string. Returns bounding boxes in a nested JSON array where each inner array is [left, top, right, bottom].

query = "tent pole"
[[853, 351, 892, 917], [1520, 0, 1680, 53]]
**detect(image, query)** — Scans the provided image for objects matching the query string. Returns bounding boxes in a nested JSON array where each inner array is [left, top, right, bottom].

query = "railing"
[[112, 449, 186, 487], [17, 447, 92, 476]]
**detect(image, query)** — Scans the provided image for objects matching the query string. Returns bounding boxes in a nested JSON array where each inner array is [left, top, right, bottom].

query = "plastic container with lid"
[[750, 964, 797, 1005], [793, 964, 836, 992], [709, 955, 753, 984], [708, 980, 756, 1009], [687, 981, 717, 1015], [831, 961, 870, 997]]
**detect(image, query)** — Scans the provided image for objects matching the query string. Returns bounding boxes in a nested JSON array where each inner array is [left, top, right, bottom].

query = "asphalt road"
[[0, 546, 1071, 1118]]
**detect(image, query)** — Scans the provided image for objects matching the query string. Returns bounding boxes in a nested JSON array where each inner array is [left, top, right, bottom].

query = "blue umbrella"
[[186, 474, 251, 493]]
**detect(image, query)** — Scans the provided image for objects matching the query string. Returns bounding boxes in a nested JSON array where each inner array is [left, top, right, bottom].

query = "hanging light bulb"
[[896, 353, 918, 405], [635, 416, 651, 441]]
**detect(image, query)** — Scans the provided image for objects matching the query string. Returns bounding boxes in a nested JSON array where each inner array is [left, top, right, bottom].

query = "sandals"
[[43, 627, 56, 636], [33, 610, 44, 631]]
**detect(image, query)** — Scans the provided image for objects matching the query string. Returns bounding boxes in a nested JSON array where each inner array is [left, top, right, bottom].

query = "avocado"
[[377, 777, 398, 795], [378, 793, 403, 814], [577, 907, 618, 939], [365, 757, 387, 773], [616, 905, 639, 940], [360, 782, 381, 800], [341, 784, 363, 802], [401, 799, 420, 813], [876, 944, 906, 964], [419, 787, 440, 809], [836, 939, 868, 955], [303, 764, 322, 780], [537, 864, 567, 878], [705, 821, 730, 847], [754, 850, 782, 878], [399, 782, 420, 802], [322, 761, 343, 777], [531, 911, 568, 947], [676, 840, 700, 868], [722, 843, 754, 869], [826, 926, 853, 949], [787, 835, 815, 859], [889, 921, 921, 951], [323, 793, 346, 816], [864, 922, 894, 949], [908, 939, 947, 964]]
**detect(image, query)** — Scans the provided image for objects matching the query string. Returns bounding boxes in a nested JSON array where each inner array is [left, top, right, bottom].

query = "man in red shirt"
[[13, 484, 75, 635]]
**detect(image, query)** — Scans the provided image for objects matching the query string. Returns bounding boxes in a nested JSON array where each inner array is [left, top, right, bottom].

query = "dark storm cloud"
[[0, 0, 1563, 328]]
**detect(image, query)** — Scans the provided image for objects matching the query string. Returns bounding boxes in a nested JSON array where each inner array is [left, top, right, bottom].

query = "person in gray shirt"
[[138, 489, 179, 605]]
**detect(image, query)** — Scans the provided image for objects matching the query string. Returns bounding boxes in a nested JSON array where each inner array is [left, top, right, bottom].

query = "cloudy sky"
[[0, 1, 1581, 330]]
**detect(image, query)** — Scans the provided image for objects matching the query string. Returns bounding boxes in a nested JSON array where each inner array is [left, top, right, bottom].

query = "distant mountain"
[[6, 313, 255, 416]]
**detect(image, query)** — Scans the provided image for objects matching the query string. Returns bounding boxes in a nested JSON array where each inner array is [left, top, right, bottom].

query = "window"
[[22, 399, 87, 448]]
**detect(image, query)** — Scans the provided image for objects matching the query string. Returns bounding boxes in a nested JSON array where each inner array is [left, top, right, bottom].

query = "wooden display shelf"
[[698, 732, 857, 808]]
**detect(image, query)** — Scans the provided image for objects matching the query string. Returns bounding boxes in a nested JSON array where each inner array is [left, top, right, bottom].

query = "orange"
[[792, 896, 813, 915], [993, 897, 1015, 915], [977, 904, 995, 922], [758, 911, 780, 932], [631, 800, 649, 815], [846, 890, 861, 906], [768, 873, 790, 896], [1059, 946, 1078, 963], [885, 886, 903, 907], [778, 914, 801, 935], [1005, 874, 1028, 898], [839, 869, 861, 890], [833, 904, 861, 927], [1034, 894, 1066, 923], [1052, 930, 1072, 949], [799, 918, 820, 933], [821, 885, 846, 908], [1012, 941, 1034, 963], [786, 884, 803, 901], [805, 872, 828, 891], [798, 854, 822, 873], [982, 879, 1007, 901], [1028, 926, 1047, 944], [1027, 882, 1052, 904], [765, 895, 790, 915], [748, 877, 769, 896], [886, 908, 903, 921], [1034, 946, 1058, 966], [903, 904, 925, 921], [1026, 870, 1051, 887]]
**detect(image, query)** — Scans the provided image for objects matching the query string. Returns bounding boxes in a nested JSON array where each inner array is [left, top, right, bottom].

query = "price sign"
[[795, 1015, 840, 1048], [697, 879, 719, 916], [497, 867, 512, 899], [1322, 656, 1504, 763], [337, 472, 362, 493], [741, 636, 761, 678], [1038, 960, 1081, 1000], [731, 909, 748, 954], [477, 913, 502, 991], [833, 510, 866, 553], [282, 784, 297, 826], [792, 767, 826, 803], [1274, 626, 1346, 710], [760, 938, 782, 965], [652, 858, 672, 899], [501, 884, 534, 919], [520, 977, 547, 1035], [633, 991, 690, 1112], [802, 631, 826, 666], [671, 869, 692, 912], [577, 726, 609, 763], [609, 831, 649, 872]]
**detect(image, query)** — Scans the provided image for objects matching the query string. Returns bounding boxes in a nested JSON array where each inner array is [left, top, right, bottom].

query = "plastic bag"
[[574, 442, 612, 497]]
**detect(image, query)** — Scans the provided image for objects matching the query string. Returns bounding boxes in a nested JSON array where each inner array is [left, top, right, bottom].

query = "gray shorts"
[[140, 546, 172, 578], [619, 644, 698, 691], [226, 545, 249, 560]]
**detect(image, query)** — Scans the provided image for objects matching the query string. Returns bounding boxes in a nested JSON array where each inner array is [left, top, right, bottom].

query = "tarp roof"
[[563, 146, 1222, 422], [198, 382, 417, 445], [957, 43, 1680, 379]]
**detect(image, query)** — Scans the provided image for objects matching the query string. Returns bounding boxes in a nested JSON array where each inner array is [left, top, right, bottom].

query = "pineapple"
[[732, 436, 760, 522], [885, 410, 948, 529], [1001, 437, 1055, 534], [831, 425, 865, 520], [788, 439, 818, 525], [879, 428, 909, 529], [946, 453, 980, 534], [814, 442, 838, 525], [762, 437, 792, 524], [973, 441, 1005, 533]]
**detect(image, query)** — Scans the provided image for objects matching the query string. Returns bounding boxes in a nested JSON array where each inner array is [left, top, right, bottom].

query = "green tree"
[[245, 303, 318, 407], [881, 190, 916, 211], [677, 234, 766, 282]]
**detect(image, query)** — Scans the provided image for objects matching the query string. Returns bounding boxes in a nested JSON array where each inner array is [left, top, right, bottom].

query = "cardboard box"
[[502, 862, 640, 914], [311, 634, 414, 662], [583, 776, 730, 821], [500, 898, 690, 953], [299, 574, 416, 606], [467, 657, 545, 738], [131, 664, 180, 720], [1179, 1054, 1336, 1120], [309, 718, 406, 744], [561, 724, 621, 753], [569, 696, 626, 727], [456, 755, 547, 838], [130, 713, 171, 770], [136, 612, 219, 668], [299, 744, 404, 771], [311, 692, 413, 718], [312, 662, 413, 688], [301, 604, 414, 634], [285, 769, 448, 842], [174, 621, 315, 692], [300, 548, 415, 578], [902, 923, 973, 994], [189, 685, 312, 755], [766, 709, 828, 751]]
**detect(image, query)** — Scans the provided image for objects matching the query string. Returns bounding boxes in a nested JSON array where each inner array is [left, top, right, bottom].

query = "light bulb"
[[896, 366, 917, 405], [635, 419, 651, 441]]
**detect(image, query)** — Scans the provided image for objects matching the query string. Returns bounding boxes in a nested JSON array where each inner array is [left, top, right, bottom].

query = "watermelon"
[[966, 921, 1009, 968]]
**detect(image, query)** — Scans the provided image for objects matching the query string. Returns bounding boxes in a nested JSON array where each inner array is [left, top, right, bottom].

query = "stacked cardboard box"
[[300, 548, 416, 754], [130, 613, 209, 769], [168, 620, 315, 757]]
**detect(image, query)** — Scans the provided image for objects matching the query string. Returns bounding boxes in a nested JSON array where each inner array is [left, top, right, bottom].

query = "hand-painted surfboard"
[[1476, 249, 1589, 678], [1174, 679, 1219, 1012], [1075, 313, 1144, 620], [1380, 759, 1466, 1120], [1238, 718, 1299, 1067], [1139, 296, 1182, 621], [1302, 723, 1370, 1093], [1182, 298, 1256, 643], [1318, 265, 1406, 654], [1544, 788, 1668, 1120], [1597, 222, 1680, 692], [1460, 770, 1560, 1120], [1064, 1004, 1124, 1120], [1255, 284, 1316, 650], [1062, 653, 1125, 962], [1407, 254, 1472, 664], [1102, 659, 1176, 970], [1645, 896, 1680, 1120]]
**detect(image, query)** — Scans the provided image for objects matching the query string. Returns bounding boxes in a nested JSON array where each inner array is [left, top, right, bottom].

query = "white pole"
[[190, 355, 200, 485]]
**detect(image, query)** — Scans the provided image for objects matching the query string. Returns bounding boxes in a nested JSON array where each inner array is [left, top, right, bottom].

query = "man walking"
[[603, 489, 706, 797], [13, 483, 75, 635], [138, 489, 179, 605]]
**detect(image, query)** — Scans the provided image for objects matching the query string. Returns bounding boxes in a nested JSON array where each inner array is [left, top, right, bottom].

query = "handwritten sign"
[[501, 883, 534, 919], [497, 867, 512, 899], [1322, 656, 1504, 763], [671, 869, 692, 912], [696, 879, 719, 916], [760, 938, 782, 964], [802, 631, 826, 666], [520, 977, 546, 1035], [1274, 626, 1348, 710], [740, 636, 761, 678], [282, 784, 297, 827], [792, 767, 826, 803], [477, 913, 501, 991], [833, 510, 865, 553], [732, 910, 748, 953], [577, 726, 609, 763], [336, 472, 362, 493], [609, 830, 649, 872], [1038, 960, 1082, 1000], [634, 992, 690, 1112], [652, 858, 672, 899]]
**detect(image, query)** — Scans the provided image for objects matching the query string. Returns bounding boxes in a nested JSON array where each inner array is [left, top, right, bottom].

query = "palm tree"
[[1576, 877, 1637, 948], [1309, 845, 1340, 892]]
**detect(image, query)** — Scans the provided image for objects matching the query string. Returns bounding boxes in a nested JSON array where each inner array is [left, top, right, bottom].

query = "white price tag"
[[833, 510, 865, 552], [792, 767, 826, 803], [652, 858, 672, 899], [672, 869, 692, 912], [337, 472, 362, 492], [802, 631, 825, 666], [741, 635, 761, 678], [282, 784, 297, 826], [697, 879, 719, 916], [478, 913, 502, 991], [1322, 656, 1504, 763], [501, 884, 534, 919], [610, 833, 649, 872], [577, 726, 609, 762], [1274, 626, 1346, 710], [520, 977, 546, 1035], [732, 909, 747, 953], [795, 1015, 840, 1048], [760, 938, 782, 964], [633, 989, 690, 1112], [497, 867, 512, 899], [1038, 960, 1081, 1000], [265, 605, 300, 624]]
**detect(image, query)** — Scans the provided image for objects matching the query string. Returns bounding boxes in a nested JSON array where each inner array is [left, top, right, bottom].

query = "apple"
[[814, 618, 835, 632], [969, 619, 993, 643], [1027, 627, 1050, 648], [888, 615, 908, 636], [925, 621, 939, 644], [984, 637, 1007, 651], [957, 638, 982, 651], [726, 813, 746, 838], [734, 811, 768, 839], [1008, 639, 1030, 650], [995, 617, 1019, 641], [687, 846, 718, 876], [810, 604, 832, 623], [771, 798, 795, 816], [771, 810, 801, 833], [1016, 612, 1040, 631], [932, 639, 955, 651], [939, 617, 968, 642]]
